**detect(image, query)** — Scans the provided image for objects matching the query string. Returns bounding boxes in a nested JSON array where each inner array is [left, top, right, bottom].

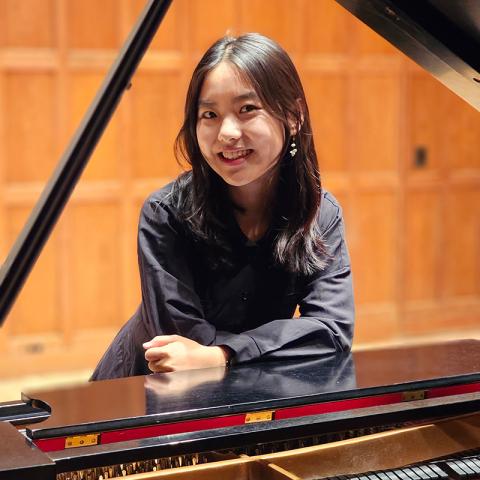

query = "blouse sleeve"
[[214, 192, 355, 362], [137, 195, 219, 345]]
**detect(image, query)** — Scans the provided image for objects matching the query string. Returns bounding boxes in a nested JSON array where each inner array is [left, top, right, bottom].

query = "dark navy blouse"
[[92, 180, 354, 380]]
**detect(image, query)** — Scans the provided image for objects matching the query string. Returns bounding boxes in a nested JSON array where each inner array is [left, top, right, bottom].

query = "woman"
[[92, 33, 354, 380]]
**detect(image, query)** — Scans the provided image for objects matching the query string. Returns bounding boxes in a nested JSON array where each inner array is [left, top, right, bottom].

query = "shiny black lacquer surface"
[[334, 0, 480, 111], [0, 423, 54, 480], [24, 340, 480, 439]]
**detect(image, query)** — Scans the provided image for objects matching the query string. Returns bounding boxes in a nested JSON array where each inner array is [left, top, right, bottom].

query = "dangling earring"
[[289, 137, 297, 157]]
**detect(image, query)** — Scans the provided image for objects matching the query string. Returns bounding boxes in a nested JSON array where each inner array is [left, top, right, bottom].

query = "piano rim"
[[43, 391, 480, 474]]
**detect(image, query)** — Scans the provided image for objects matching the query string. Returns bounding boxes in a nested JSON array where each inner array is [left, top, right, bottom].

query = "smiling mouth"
[[219, 149, 253, 162]]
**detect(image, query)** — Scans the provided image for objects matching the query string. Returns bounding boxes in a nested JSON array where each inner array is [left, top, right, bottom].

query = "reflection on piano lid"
[[334, 0, 480, 111]]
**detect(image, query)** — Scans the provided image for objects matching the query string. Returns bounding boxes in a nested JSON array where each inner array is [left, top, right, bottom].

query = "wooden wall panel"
[[443, 95, 480, 171], [405, 68, 480, 337], [66, 0, 121, 49], [351, 191, 397, 305], [408, 72, 444, 174], [188, 0, 237, 54], [303, 73, 348, 172], [404, 190, 441, 302], [7, 207, 59, 336], [354, 74, 400, 172], [131, 72, 184, 178], [240, 0, 303, 54], [305, 0, 350, 54], [1, 0, 56, 48], [68, 203, 122, 329], [5, 72, 57, 182], [443, 188, 480, 298]]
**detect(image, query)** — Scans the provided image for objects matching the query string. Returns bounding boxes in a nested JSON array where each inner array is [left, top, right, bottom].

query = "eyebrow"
[[198, 91, 260, 108]]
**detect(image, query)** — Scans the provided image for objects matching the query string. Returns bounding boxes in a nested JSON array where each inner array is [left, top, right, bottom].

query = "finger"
[[143, 335, 179, 349], [148, 360, 175, 373], [144, 346, 170, 362]]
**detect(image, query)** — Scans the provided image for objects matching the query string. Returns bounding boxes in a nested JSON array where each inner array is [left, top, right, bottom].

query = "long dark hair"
[[174, 33, 327, 275]]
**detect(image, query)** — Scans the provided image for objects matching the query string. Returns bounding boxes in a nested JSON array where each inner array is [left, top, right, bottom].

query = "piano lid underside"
[[335, 0, 480, 111]]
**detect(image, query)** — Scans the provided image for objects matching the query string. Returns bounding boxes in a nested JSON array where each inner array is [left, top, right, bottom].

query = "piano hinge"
[[245, 410, 275, 423], [402, 390, 426, 402], [65, 433, 100, 449]]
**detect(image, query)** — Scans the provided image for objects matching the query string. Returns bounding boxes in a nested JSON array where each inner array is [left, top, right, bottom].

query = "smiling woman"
[[91, 33, 354, 380], [196, 63, 285, 190]]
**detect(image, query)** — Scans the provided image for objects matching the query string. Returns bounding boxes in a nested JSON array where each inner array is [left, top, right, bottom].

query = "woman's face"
[[196, 62, 285, 188]]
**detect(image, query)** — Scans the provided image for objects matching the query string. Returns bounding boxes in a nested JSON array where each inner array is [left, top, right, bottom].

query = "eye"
[[240, 104, 259, 114], [199, 110, 216, 119]]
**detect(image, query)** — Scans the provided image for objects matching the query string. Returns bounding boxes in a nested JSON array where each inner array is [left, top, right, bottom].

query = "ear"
[[288, 98, 305, 136]]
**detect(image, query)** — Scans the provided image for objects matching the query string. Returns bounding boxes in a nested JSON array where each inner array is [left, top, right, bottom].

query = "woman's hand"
[[143, 335, 230, 373]]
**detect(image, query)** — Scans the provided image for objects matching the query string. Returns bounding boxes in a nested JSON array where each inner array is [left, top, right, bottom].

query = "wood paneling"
[[240, 0, 303, 54], [66, 0, 121, 49], [305, 1, 350, 55], [303, 73, 348, 172], [351, 191, 397, 304], [68, 203, 122, 329], [0, 1, 479, 378], [404, 190, 441, 302], [443, 188, 480, 298], [408, 72, 444, 174], [131, 72, 184, 178], [5, 72, 57, 182], [354, 74, 400, 172], [188, 0, 237, 54], [443, 94, 480, 171], [1, 0, 56, 48], [7, 207, 59, 336]]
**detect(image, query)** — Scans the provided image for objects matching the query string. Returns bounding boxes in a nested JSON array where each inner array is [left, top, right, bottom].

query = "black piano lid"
[[24, 339, 480, 440], [335, 0, 480, 111]]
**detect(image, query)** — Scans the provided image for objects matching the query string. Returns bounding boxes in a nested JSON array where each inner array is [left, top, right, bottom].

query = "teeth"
[[222, 149, 250, 160]]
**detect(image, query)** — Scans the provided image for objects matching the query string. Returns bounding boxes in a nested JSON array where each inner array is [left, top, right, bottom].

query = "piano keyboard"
[[321, 449, 480, 480]]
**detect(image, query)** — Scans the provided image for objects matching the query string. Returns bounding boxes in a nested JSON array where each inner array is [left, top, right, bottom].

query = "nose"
[[218, 116, 241, 144]]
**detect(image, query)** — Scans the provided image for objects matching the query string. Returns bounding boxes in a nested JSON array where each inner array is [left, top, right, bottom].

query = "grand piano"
[[1, 1, 480, 479]]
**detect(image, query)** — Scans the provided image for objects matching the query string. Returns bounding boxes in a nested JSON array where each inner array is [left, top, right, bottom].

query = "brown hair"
[[174, 33, 327, 274]]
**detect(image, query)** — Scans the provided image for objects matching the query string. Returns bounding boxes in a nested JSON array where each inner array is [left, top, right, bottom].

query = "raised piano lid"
[[334, 0, 480, 111], [24, 339, 480, 452]]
